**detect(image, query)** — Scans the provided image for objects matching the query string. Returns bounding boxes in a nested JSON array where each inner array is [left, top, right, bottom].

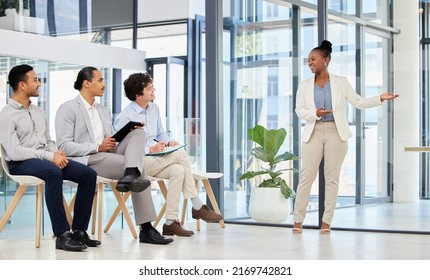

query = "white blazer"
[[295, 73, 382, 142]]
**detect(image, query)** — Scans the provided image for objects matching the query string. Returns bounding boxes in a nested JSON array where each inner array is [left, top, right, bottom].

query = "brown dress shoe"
[[192, 205, 223, 223], [162, 221, 194, 237]]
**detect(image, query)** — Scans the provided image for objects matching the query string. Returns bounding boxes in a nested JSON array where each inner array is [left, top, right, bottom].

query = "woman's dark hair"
[[123, 72, 153, 101], [312, 40, 332, 60], [74, 66, 99, 90], [8, 64, 33, 91]]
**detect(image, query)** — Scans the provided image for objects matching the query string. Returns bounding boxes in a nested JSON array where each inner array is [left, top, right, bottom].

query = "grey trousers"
[[88, 129, 157, 225]]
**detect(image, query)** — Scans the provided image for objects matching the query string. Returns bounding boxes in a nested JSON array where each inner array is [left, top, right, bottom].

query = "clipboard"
[[112, 121, 143, 142], [147, 143, 187, 156]]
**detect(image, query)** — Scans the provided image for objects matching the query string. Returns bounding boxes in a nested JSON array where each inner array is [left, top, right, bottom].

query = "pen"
[[154, 139, 168, 147]]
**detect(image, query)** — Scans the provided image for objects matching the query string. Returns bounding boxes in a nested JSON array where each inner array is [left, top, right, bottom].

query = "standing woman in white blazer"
[[292, 40, 398, 234]]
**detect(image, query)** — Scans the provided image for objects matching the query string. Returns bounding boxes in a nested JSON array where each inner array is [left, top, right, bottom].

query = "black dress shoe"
[[73, 230, 101, 247], [116, 174, 151, 193], [139, 228, 174, 245], [56, 231, 88, 251]]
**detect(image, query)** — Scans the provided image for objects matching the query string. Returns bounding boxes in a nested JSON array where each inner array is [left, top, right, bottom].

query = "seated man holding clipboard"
[[114, 72, 223, 237]]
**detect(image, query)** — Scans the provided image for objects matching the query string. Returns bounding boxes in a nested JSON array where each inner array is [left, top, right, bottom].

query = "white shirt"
[[79, 95, 104, 145]]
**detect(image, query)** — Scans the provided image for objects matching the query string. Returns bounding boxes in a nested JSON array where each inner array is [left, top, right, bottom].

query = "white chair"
[[63, 179, 99, 240], [103, 172, 225, 232], [0, 144, 46, 248], [65, 175, 140, 241], [103, 175, 167, 232], [181, 171, 225, 230], [0, 144, 80, 247], [95, 176, 138, 240], [151, 171, 225, 230], [149, 176, 169, 228]]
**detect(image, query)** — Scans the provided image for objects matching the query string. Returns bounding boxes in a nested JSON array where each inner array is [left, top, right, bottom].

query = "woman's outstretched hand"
[[380, 92, 399, 101]]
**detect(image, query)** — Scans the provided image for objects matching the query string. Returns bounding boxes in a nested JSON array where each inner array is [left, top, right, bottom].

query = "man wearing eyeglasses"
[[0, 64, 99, 251], [114, 72, 223, 237]]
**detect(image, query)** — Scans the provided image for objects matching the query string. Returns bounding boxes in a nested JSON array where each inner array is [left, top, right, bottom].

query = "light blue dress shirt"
[[314, 80, 334, 121], [113, 101, 171, 154]]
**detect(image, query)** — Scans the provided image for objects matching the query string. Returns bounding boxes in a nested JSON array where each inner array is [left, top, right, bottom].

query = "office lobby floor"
[[1, 222, 429, 260]]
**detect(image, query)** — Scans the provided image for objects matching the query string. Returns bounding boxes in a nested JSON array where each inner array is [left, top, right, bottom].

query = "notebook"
[[147, 143, 187, 156]]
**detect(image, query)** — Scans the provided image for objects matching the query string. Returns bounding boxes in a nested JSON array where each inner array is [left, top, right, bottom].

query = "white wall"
[[393, 0, 420, 202]]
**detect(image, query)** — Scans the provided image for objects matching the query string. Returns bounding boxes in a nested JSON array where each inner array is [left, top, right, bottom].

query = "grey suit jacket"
[[55, 95, 114, 165]]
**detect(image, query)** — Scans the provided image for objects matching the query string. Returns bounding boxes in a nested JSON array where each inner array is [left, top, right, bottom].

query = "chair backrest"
[[0, 143, 44, 185], [0, 143, 12, 177]]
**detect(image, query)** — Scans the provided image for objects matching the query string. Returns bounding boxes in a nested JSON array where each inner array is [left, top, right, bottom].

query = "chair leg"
[[63, 195, 73, 226], [201, 179, 225, 229], [97, 182, 103, 241], [104, 182, 137, 239], [68, 192, 77, 212], [153, 180, 168, 228], [158, 180, 168, 198], [103, 191, 130, 232], [91, 185, 98, 236], [180, 198, 188, 226], [35, 184, 43, 248], [0, 185, 28, 231], [194, 179, 201, 231], [153, 203, 166, 228]]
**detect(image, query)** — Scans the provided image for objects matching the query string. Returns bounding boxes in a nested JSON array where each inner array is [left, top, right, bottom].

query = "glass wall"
[[0, 2, 203, 236], [2, 0, 430, 239], [327, 0, 355, 14], [325, 20, 358, 210], [218, 0, 427, 233], [0, 0, 133, 44], [222, 0, 295, 220], [362, 32, 390, 201]]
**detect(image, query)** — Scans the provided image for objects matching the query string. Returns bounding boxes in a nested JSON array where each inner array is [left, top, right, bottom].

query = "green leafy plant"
[[239, 124, 300, 199]]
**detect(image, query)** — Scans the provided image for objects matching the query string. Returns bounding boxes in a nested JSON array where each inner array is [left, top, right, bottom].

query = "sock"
[[165, 219, 174, 226], [140, 222, 153, 232], [191, 197, 204, 210], [124, 167, 140, 177]]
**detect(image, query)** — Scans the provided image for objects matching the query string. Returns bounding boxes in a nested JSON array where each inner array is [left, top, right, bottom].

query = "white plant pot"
[[249, 187, 291, 223]]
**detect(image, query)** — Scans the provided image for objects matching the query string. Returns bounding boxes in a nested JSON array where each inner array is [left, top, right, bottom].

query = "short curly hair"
[[123, 72, 153, 101]]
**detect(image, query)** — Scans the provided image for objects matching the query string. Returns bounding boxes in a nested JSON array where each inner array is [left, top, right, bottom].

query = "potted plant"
[[0, 0, 29, 17], [240, 124, 299, 223]]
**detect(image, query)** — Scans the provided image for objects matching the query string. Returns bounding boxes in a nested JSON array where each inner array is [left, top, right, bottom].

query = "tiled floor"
[[1, 184, 430, 262], [1, 222, 429, 260]]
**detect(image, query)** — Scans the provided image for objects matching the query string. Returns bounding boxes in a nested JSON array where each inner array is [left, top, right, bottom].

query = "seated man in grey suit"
[[55, 66, 173, 245]]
